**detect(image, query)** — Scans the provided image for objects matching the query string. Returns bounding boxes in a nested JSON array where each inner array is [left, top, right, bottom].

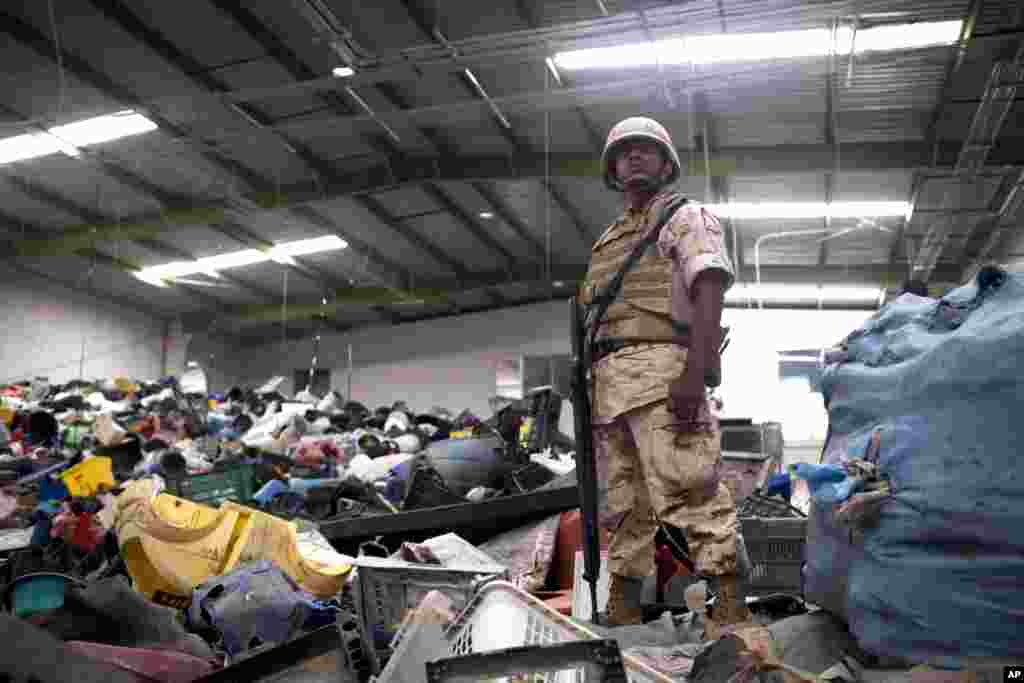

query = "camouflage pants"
[[594, 399, 739, 579]]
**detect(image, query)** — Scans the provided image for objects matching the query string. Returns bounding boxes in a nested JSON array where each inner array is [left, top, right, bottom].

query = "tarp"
[[805, 266, 1024, 666]]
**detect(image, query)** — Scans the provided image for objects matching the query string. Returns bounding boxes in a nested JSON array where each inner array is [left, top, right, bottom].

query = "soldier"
[[579, 116, 750, 630]]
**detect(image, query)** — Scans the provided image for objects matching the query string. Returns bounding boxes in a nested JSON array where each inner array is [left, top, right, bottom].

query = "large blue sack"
[[806, 266, 1024, 667]]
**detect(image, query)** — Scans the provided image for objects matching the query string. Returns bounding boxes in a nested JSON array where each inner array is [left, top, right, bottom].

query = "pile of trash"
[[0, 366, 583, 680], [4, 345, 1009, 682]]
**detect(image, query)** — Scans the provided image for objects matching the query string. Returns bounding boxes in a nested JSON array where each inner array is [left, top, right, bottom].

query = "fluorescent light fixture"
[[553, 280, 565, 288], [134, 236, 347, 287], [332, 66, 355, 77], [478, 211, 495, 219], [44, 132, 82, 158], [0, 133, 66, 165], [0, 110, 157, 166], [726, 284, 882, 303], [269, 235, 347, 259], [49, 110, 157, 147], [552, 20, 962, 69], [853, 21, 963, 53], [707, 201, 909, 219]]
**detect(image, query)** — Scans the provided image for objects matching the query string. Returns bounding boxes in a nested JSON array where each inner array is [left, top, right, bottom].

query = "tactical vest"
[[581, 192, 687, 341]]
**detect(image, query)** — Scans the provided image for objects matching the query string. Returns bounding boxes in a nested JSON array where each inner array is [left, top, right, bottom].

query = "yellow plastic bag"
[[114, 480, 246, 604], [61, 457, 115, 497], [222, 502, 351, 598]]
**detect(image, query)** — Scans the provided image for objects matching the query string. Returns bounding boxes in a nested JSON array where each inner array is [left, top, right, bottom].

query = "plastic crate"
[[407, 580, 674, 683], [337, 606, 369, 683], [739, 517, 807, 596], [351, 562, 503, 674], [165, 464, 256, 506], [426, 640, 629, 683]]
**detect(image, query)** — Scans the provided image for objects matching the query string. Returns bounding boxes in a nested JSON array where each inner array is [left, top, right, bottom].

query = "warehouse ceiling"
[[1, 0, 1023, 343]]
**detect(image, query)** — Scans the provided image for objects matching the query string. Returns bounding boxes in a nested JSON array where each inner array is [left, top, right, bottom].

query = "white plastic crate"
[[378, 580, 674, 683], [352, 562, 504, 674]]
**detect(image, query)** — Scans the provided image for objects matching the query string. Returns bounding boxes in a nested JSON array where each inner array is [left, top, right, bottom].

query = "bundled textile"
[[804, 266, 1024, 666]]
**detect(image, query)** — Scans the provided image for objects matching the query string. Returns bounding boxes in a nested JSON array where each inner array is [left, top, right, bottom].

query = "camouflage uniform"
[[582, 191, 738, 579]]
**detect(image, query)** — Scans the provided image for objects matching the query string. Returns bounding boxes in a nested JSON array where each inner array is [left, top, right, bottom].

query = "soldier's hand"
[[668, 371, 707, 423]]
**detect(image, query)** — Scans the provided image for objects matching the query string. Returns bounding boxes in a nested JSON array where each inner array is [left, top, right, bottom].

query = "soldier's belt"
[[591, 335, 691, 362]]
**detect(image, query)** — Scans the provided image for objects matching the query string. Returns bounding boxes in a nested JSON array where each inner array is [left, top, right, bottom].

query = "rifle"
[[568, 293, 601, 623]]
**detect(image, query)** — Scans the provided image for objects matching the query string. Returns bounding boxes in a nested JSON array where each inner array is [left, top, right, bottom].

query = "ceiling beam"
[[86, 0, 415, 325], [469, 181, 548, 261], [420, 182, 514, 306], [894, 0, 981, 275], [514, 0, 541, 29], [182, 262, 969, 326], [9, 138, 1023, 259], [543, 179, 592, 245], [0, 101, 298, 312], [286, 206, 411, 324], [911, 37, 1024, 281], [1, 171, 258, 310], [420, 182, 519, 269], [399, 0, 593, 258], [960, 167, 1024, 280], [0, 8, 269, 193], [352, 194, 470, 280], [2, 256, 175, 321], [694, 98, 743, 273], [87, 0, 344, 184]]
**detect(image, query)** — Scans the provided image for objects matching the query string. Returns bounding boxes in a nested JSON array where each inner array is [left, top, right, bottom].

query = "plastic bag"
[[807, 267, 1024, 666]]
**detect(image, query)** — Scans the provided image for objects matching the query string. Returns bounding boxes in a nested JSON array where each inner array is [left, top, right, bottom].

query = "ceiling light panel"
[[0, 133, 65, 165], [0, 110, 158, 167], [552, 20, 963, 69], [707, 202, 909, 219], [725, 284, 882, 303], [133, 236, 348, 287], [48, 110, 157, 147]]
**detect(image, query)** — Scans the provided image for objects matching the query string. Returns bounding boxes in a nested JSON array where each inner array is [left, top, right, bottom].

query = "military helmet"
[[601, 116, 682, 191]]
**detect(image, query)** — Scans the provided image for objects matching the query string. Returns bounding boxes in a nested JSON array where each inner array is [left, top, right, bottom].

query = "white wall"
[[234, 301, 572, 416], [233, 300, 872, 438], [718, 307, 872, 443], [0, 269, 169, 385]]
